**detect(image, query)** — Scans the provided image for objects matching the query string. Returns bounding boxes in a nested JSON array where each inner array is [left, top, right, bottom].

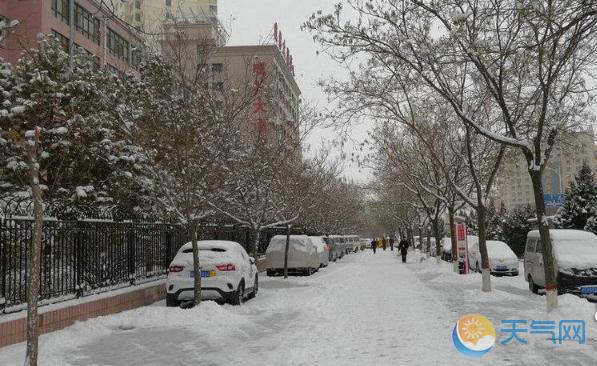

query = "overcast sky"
[[219, 0, 373, 183]]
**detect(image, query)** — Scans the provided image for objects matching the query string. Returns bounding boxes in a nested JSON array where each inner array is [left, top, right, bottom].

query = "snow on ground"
[[0, 250, 596, 365]]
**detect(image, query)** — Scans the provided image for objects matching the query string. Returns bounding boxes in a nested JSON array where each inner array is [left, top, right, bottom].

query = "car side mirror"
[[249, 257, 255, 265]]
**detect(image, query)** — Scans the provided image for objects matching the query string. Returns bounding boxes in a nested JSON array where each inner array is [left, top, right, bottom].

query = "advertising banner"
[[456, 223, 469, 274]]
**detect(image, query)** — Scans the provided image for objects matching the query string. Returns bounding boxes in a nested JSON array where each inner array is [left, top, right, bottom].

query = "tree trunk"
[[418, 226, 423, 251], [284, 224, 291, 279], [191, 226, 201, 306], [448, 207, 458, 273], [252, 229, 261, 258], [477, 204, 491, 292], [408, 227, 414, 248], [426, 228, 431, 259], [433, 219, 441, 264], [25, 139, 42, 366], [530, 170, 558, 311]]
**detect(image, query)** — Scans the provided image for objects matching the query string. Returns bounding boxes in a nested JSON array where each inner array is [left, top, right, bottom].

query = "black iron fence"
[[0, 217, 314, 313]]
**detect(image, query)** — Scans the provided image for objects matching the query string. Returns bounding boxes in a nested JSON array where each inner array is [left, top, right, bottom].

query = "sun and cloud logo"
[[452, 314, 496, 358]]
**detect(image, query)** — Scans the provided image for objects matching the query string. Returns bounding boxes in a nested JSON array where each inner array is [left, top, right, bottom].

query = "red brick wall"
[[0, 283, 165, 348]]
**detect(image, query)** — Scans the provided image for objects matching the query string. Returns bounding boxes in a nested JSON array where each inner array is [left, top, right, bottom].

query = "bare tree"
[[306, 1, 597, 309]]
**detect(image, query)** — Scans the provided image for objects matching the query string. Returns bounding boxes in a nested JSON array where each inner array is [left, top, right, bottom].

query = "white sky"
[[218, 0, 373, 183]]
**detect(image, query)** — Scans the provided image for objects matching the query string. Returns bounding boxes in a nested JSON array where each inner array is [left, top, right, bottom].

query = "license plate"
[[190, 270, 216, 278], [580, 286, 597, 295], [496, 265, 507, 270]]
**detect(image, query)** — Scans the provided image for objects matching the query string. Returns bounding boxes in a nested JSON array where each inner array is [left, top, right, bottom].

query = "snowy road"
[[1, 250, 596, 365]]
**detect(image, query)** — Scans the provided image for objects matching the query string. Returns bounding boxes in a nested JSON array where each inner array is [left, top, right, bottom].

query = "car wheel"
[[528, 275, 539, 294], [230, 281, 244, 305], [248, 275, 258, 299], [166, 295, 180, 308]]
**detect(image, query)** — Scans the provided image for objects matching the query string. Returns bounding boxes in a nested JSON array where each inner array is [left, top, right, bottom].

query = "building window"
[[107, 28, 130, 63], [166, 0, 172, 6], [135, 1, 142, 9], [52, 30, 70, 53], [131, 48, 141, 68], [211, 63, 223, 73], [209, 5, 218, 14], [135, 13, 141, 22], [199, 64, 209, 78], [75, 3, 100, 44], [52, 0, 70, 23]]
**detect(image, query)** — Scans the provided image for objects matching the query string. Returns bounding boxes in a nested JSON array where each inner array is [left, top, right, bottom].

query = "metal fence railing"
[[0, 217, 315, 313]]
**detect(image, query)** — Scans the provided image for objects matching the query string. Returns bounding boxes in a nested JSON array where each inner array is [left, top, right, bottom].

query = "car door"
[[534, 239, 546, 287], [240, 247, 254, 287], [523, 238, 536, 279]]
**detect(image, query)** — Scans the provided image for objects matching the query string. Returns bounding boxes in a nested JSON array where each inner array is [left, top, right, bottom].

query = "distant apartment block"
[[0, 0, 141, 74], [160, 21, 301, 142], [117, 0, 217, 43], [497, 131, 597, 210]]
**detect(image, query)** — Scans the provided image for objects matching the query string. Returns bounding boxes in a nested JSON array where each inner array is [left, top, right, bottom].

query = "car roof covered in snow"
[[179, 240, 244, 252], [528, 229, 597, 269], [308, 236, 327, 249], [527, 229, 596, 241]]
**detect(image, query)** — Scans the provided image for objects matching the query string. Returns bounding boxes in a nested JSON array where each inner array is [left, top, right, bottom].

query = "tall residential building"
[[0, 0, 141, 74], [118, 0, 217, 38], [496, 131, 597, 211], [160, 22, 301, 143]]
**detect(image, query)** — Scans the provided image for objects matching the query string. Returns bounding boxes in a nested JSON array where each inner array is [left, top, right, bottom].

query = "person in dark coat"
[[389, 237, 395, 251], [382, 237, 387, 251], [371, 238, 377, 254], [398, 239, 409, 263]]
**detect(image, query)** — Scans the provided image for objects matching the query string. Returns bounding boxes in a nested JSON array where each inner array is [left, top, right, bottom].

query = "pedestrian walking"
[[382, 237, 387, 251], [371, 238, 377, 254], [389, 237, 395, 251], [398, 238, 409, 263]]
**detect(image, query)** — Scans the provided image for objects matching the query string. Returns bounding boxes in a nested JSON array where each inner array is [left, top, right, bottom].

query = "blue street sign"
[[544, 194, 565, 208]]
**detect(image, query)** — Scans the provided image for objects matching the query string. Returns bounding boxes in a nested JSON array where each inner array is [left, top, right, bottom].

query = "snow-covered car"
[[309, 236, 330, 268], [441, 237, 452, 261], [466, 235, 479, 270], [266, 235, 320, 276], [347, 235, 361, 253], [328, 235, 346, 260], [469, 240, 519, 276], [166, 240, 258, 307], [524, 230, 597, 299], [360, 238, 370, 250]]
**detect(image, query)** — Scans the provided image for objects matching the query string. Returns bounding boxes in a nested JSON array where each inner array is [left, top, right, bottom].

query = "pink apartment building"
[[0, 0, 141, 73]]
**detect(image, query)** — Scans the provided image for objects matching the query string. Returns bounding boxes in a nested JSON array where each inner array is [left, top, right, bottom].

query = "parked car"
[[323, 236, 339, 261], [166, 240, 258, 307], [360, 238, 370, 250], [466, 235, 480, 270], [524, 229, 597, 299], [328, 235, 346, 259], [266, 235, 320, 276], [309, 236, 330, 268], [441, 237, 452, 261], [347, 235, 361, 253], [469, 240, 519, 276]]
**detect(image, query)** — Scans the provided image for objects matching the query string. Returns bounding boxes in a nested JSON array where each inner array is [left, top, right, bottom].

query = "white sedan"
[[166, 240, 258, 306], [469, 239, 519, 276]]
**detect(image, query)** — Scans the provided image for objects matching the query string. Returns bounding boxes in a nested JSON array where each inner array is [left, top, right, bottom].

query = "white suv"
[[166, 240, 258, 306]]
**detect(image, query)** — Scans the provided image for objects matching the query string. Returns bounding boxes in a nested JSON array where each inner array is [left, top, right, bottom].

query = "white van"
[[524, 229, 597, 299], [266, 235, 320, 276]]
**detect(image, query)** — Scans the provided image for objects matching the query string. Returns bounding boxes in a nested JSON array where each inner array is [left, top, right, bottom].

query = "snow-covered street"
[[1, 250, 596, 366]]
